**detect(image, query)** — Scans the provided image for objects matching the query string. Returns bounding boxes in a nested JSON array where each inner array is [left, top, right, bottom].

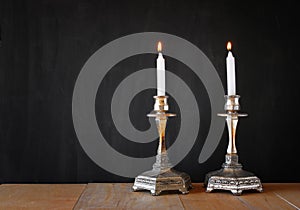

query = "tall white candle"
[[226, 42, 236, 95], [156, 41, 165, 96]]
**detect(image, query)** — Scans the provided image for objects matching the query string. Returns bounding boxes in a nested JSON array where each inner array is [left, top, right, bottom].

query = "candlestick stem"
[[156, 116, 167, 154], [152, 113, 172, 171], [226, 113, 238, 154]]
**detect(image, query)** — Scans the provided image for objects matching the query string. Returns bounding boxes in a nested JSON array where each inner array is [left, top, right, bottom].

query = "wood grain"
[[0, 184, 86, 210], [179, 183, 249, 210], [74, 183, 184, 210], [0, 183, 299, 209], [264, 183, 300, 209]]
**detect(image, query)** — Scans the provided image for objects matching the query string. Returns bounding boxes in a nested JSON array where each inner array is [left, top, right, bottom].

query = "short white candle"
[[226, 42, 236, 96], [156, 41, 165, 96]]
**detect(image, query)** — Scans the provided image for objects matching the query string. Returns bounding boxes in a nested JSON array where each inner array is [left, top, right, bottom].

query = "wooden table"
[[0, 183, 299, 209]]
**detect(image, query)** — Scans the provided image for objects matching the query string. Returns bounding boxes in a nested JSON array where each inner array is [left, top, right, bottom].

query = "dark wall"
[[0, 0, 299, 183]]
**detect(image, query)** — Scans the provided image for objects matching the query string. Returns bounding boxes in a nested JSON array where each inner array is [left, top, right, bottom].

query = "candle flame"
[[157, 41, 162, 52], [227, 41, 232, 51]]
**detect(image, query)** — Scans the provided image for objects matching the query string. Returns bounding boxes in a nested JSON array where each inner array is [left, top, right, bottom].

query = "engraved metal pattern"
[[206, 176, 263, 196], [133, 96, 192, 196], [204, 95, 263, 195]]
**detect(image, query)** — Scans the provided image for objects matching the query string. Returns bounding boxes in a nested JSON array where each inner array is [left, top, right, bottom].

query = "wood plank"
[[0, 184, 86, 210], [179, 183, 249, 210], [74, 183, 184, 210], [265, 183, 300, 209], [232, 183, 299, 210], [0, 183, 299, 209]]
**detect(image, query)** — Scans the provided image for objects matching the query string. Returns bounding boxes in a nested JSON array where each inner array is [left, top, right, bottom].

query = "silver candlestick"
[[204, 95, 263, 195], [132, 96, 192, 196]]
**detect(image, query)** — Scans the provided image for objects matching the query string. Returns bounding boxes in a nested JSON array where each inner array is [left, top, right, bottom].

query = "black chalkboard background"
[[0, 0, 299, 183]]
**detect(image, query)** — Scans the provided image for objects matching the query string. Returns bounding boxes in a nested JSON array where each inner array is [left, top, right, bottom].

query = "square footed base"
[[204, 168, 263, 195], [132, 168, 192, 196]]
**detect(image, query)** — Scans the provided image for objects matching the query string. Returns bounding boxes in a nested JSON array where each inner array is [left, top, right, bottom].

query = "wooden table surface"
[[0, 183, 299, 209]]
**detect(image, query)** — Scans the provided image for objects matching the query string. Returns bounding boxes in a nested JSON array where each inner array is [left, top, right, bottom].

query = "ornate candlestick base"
[[132, 158, 192, 196], [204, 154, 263, 196], [132, 96, 192, 196], [204, 95, 263, 196]]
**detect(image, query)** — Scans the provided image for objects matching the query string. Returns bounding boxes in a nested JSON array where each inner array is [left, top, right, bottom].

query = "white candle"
[[156, 41, 165, 96], [226, 42, 236, 95]]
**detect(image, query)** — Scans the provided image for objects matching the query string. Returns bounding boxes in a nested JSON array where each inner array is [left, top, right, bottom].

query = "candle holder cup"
[[204, 95, 263, 196], [132, 96, 192, 196]]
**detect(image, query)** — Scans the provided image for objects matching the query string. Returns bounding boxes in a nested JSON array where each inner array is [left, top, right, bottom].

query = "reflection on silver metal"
[[204, 95, 263, 196], [133, 96, 192, 196]]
